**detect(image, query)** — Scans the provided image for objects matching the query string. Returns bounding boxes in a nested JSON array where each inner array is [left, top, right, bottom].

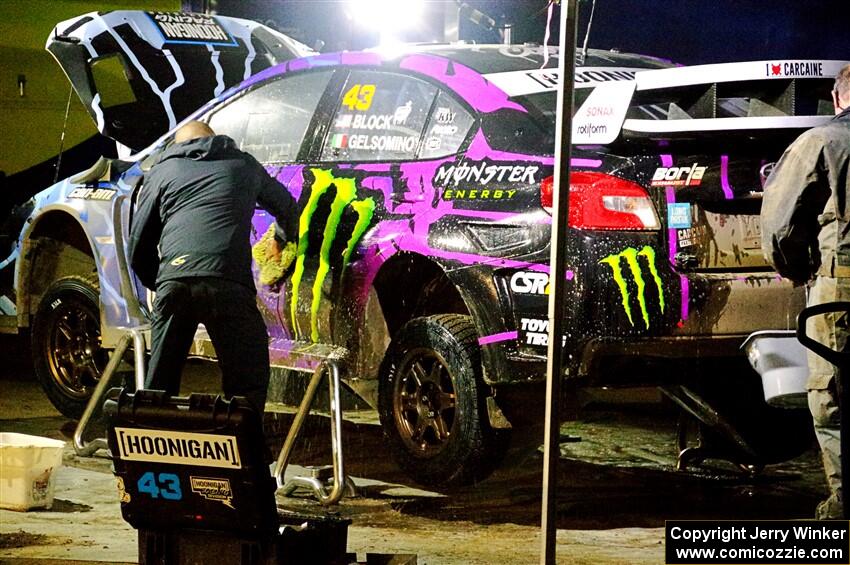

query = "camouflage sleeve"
[[128, 172, 164, 290], [760, 131, 829, 283]]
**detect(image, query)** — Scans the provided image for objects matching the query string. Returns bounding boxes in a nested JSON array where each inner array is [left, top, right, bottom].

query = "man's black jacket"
[[128, 135, 298, 290]]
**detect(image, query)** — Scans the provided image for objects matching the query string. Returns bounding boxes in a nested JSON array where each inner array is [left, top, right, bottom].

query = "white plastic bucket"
[[0, 432, 66, 511], [742, 331, 809, 409]]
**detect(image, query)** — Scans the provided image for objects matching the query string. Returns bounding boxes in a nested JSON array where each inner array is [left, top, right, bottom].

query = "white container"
[[0, 433, 66, 511], [742, 330, 809, 409]]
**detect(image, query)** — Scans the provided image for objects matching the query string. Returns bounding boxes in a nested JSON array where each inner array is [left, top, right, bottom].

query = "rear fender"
[[16, 199, 138, 347]]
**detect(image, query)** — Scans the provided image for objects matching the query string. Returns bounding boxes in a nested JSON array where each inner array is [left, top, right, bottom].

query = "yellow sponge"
[[252, 225, 296, 286]]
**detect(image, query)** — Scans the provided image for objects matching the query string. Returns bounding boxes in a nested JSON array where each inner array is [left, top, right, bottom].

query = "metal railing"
[[273, 359, 355, 505], [73, 326, 147, 456]]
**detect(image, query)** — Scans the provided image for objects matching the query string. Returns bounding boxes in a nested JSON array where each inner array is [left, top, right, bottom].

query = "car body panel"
[[46, 10, 314, 151], [12, 160, 146, 341]]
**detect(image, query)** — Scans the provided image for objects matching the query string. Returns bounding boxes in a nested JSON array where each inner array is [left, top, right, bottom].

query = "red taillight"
[[540, 175, 554, 210], [539, 172, 660, 230]]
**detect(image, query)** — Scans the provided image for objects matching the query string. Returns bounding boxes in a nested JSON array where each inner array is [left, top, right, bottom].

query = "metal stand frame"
[[273, 360, 355, 506], [541, 3, 579, 562], [74, 329, 356, 508], [661, 385, 761, 473], [73, 326, 148, 456]]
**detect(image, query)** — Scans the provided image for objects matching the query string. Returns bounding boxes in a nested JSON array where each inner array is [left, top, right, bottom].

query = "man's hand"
[[268, 238, 296, 271], [268, 237, 283, 263]]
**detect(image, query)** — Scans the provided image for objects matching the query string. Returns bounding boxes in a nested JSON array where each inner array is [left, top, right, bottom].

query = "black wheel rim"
[[393, 348, 458, 457], [45, 301, 106, 400]]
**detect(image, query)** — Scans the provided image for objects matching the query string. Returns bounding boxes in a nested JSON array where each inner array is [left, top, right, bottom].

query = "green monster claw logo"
[[290, 168, 376, 342], [599, 246, 665, 328]]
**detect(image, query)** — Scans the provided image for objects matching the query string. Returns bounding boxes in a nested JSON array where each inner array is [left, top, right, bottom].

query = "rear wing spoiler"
[[620, 60, 847, 140], [488, 59, 848, 145]]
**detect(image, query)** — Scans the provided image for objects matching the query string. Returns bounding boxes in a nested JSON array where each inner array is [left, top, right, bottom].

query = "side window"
[[419, 91, 475, 159], [207, 70, 333, 163], [321, 71, 437, 162]]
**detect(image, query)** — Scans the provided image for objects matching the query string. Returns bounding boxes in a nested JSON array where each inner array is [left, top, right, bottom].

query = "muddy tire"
[[378, 314, 500, 486], [32, 275, 108, 419]]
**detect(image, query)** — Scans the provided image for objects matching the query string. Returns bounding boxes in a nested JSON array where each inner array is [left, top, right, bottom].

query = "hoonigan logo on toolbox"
[[114, 427, 242, 469], [190, 476, 234, 508]]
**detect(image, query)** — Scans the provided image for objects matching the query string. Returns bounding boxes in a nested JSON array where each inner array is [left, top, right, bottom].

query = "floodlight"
[[344, 0, 425, 32]]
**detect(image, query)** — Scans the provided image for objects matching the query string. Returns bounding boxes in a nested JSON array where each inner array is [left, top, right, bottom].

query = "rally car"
[[1, 10, 846, 485]]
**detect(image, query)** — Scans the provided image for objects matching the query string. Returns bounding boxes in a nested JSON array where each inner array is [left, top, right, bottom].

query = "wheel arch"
[[341, 252, 471, 401], [372, 252, 470, 339], [30, 273, 109, 419], [16, 208, 100, 329], [370, 251, 508, 386]]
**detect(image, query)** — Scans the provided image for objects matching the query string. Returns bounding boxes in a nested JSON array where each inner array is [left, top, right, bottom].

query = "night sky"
[[209, 0, 848, 64]]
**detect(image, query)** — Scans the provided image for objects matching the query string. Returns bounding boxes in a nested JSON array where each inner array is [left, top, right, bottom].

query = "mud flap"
[[486, 395, 512, 429]]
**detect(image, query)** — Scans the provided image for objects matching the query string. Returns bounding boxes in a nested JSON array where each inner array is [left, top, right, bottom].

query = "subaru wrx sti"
[[2, 10, 846, 485]]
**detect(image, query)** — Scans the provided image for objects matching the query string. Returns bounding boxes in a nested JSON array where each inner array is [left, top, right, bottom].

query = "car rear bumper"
[[454, 234, 804, 387]]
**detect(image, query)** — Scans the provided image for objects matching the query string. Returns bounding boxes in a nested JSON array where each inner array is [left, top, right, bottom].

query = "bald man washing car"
[[129, 121, 298, 413]]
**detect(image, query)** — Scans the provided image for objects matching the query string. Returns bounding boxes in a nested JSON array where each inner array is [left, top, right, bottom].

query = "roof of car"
[[371, 44, 676, 74]]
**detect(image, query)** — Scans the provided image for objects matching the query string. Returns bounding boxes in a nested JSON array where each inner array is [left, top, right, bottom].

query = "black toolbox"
[[104, 389, 351, 564], [104, 389, 277, 535], [137, 513, 351, 565]]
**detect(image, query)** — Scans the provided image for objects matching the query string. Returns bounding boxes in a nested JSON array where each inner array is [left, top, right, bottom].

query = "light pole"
[[540, 1, 578, 563]]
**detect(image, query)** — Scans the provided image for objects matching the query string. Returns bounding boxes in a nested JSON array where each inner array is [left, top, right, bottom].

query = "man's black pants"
[[145, 277, 270, 412]]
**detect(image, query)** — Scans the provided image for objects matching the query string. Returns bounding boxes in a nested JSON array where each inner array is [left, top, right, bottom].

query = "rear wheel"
[[32, 275, 108, 419], [378, 314, 502, 486]]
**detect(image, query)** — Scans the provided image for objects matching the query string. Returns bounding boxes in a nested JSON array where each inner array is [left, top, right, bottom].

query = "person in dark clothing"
[[761, 63, 850, 519], [128, 121, 298, 412]]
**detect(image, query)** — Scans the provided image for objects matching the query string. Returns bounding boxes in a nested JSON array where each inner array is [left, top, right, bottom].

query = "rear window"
[[481, 90, 592, 155], [419, 91, 476, 159]]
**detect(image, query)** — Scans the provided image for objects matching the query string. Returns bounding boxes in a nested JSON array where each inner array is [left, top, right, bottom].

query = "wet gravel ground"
[[0, 334, 830, 564]]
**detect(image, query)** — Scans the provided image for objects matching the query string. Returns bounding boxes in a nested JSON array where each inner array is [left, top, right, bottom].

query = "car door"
[[201, 69, 336, 346], [289, 69, 440, 348]]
